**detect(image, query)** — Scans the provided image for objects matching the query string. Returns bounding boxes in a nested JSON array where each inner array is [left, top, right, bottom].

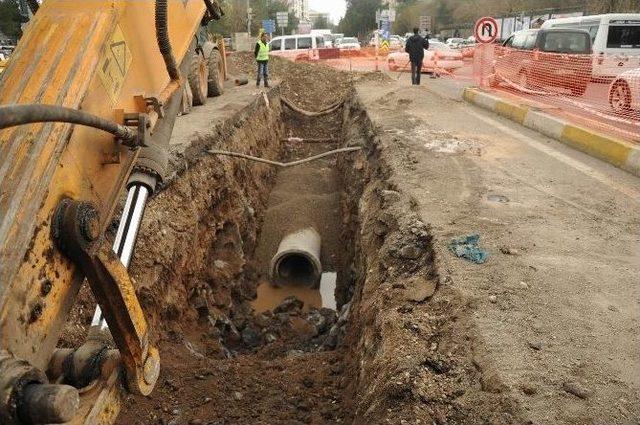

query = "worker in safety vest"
[[254, 32, 270, 87]]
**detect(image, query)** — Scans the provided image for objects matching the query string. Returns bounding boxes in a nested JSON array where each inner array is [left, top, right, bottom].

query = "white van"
[[269, 34, 324, 60], [542, 14, 640, 79]]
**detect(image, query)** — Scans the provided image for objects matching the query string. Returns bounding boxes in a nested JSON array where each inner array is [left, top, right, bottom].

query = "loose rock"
[[274, 296, 304, 314], [397, 304, 414, 314], [500, 247, 520, 255], [241, 325, 263, 348], [528, 341, 543, 351], [400, 245, 422, 260], [405, 275, 437, 302], [563, 381, 590, 399], [380, 189, 401, 204], [265, 333, 277, 343], [521, 383, 537, 395]]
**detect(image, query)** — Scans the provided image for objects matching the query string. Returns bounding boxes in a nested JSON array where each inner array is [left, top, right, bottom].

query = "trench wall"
[[129, 89, 284, 334], [338, 92, 523, 424]]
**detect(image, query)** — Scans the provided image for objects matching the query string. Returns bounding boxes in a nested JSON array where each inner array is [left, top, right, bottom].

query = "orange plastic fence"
[[473, 43, 640, 141], [317, 46, 474, 78]]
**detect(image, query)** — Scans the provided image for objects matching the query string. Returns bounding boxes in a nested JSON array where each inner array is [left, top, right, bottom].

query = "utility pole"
[[247, 0, 251, 35]]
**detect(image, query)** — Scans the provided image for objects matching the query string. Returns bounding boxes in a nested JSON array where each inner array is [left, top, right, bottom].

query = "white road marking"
[[466, 108, 640, 201]]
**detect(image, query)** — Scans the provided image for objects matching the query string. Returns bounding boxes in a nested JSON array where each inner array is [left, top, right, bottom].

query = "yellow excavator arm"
[[0, 0, 221, 423]]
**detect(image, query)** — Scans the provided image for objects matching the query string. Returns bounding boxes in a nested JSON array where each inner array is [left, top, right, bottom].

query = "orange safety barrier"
[[473, 43, 640, 141], [316, 45, 476, 79]]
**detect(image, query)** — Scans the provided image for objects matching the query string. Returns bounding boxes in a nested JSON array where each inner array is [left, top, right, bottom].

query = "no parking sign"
[[474, 17, 499, 44]]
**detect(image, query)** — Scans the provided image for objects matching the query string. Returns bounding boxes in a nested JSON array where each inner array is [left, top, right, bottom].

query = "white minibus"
[[268, 34, 324, 60], [542, 14, 640, 79]]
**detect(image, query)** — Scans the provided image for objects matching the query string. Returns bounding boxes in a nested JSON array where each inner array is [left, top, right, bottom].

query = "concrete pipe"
[[270, 228, 322, 287]]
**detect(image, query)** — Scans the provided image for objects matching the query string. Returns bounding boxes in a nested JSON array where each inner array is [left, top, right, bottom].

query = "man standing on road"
[[405, 27, 429, 86], [254, 32, 270, 88]]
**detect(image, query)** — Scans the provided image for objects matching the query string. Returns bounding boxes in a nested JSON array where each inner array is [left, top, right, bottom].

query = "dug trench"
[[95, 62, 525, 424]]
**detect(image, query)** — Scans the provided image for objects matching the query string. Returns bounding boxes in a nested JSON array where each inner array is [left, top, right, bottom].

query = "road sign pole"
[[375, 31, 379, 72]]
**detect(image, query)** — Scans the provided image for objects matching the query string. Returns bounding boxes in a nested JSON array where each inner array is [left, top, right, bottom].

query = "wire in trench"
[[208, 146, 362, 168], [280, 97, 345, 117]]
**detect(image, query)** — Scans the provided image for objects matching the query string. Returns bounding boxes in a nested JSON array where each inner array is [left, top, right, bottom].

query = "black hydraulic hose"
[[155, 0, 180, 81], [0, 104, 136, 142], [26, 0, 39, 14]]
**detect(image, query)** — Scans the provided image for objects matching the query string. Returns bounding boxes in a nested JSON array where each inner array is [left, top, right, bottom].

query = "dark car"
[[494, 28, 593, 96]]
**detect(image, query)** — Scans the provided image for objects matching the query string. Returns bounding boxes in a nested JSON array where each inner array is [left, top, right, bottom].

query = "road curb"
[[463, 87, 640, 177]]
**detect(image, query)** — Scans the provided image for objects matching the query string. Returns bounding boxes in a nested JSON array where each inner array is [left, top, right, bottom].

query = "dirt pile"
[[228, 52, 388, 111]]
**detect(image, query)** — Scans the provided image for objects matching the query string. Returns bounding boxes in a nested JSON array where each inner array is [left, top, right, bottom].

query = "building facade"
[[287, 0, 309, 21], [308, 10, 331, 25]]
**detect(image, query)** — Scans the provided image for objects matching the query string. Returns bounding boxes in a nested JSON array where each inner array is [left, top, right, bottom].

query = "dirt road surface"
[[357, 76, 640, 424]]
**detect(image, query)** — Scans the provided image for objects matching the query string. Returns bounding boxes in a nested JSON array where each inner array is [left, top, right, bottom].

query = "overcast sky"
[[309, 0, 347, 24]]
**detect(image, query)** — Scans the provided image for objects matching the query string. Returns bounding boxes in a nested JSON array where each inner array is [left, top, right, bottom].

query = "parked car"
[[608, 68, 640, 113], [446, 37, 465, 48], [542, 13, 640, 80], [387, 41, 464, 73], [331, 33, 344, 47], [336, 37, 361, 51], [389, 35, 405, 49], [310, 30, 333, 48], [493, 28, 593, 96], [269, 34, 325, 61]]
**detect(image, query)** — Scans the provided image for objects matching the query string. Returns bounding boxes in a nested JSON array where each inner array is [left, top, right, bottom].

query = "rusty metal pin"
[[18, 383, 80, 424], [80, 208, 101, 242]]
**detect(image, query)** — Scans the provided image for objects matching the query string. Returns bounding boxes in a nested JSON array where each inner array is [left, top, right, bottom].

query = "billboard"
[[530, 14, 550, 29], [495, 18, 503, 39], [516, 16, 530, 31], [502, 17, 515, 39], [551, 12, 583, 19]]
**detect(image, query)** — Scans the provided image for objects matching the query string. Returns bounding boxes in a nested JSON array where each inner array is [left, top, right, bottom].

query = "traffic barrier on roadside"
[[473, 43, 640, 141], [463, 86, 640, 177]]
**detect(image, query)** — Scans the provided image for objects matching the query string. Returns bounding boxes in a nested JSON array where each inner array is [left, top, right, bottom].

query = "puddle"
[[487, 194, 510, 203], [252, 272, 337, 313]]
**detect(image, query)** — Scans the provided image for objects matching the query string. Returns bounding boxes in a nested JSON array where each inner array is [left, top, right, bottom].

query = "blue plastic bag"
[[449, 234, 488, 264]]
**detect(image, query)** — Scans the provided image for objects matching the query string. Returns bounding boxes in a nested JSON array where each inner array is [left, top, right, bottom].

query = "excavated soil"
[[61, 56, 525, 424], [228, 52, 391, 112]]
